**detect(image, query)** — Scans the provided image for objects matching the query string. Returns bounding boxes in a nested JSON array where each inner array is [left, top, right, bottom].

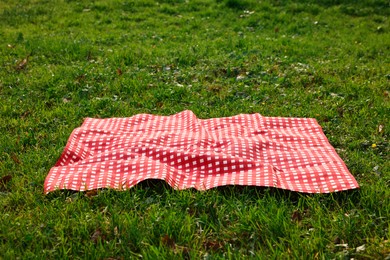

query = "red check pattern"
[[44, 110, 359, 194]]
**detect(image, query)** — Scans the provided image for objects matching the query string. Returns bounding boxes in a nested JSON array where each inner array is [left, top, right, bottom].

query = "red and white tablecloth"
[[44, 110, 359, 194]]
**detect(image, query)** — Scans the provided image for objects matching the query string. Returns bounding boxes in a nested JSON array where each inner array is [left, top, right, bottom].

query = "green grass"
[[0, 0, 389, 258]]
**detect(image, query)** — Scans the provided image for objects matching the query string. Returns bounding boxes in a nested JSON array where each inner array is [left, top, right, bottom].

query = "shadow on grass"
[[46, 178, 362, 209], [283, 0, 387, 7], [296, 0, 388, 16]]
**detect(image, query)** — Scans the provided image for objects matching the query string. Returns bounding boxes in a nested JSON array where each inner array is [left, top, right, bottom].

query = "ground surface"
[[0, 0, 389, 258]]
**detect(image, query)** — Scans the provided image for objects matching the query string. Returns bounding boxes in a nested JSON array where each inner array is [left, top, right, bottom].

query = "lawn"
[[0, 0, 389, 258]]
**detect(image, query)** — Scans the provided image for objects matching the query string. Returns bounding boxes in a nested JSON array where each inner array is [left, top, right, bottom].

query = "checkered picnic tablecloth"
[[44, 110, 359, 193]]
